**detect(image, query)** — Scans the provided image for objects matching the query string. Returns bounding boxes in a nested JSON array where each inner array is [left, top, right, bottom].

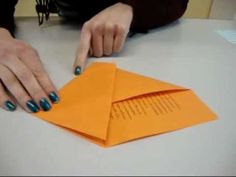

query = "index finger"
[[74, 25, 92, 75]]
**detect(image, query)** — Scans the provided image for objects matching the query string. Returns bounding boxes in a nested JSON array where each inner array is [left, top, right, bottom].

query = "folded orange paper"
[[35, 62, 217, 147]]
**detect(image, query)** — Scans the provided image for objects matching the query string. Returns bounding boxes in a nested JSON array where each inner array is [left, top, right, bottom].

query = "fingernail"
[[74, 66, 82, 75], [5, 101, 16, 112], [39, 98, 51, 111], [26, 100, 39, 113], [48, 92, 60, 104]]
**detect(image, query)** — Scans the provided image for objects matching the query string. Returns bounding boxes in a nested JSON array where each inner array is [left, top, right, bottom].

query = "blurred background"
[[15, 0, 236, 20]]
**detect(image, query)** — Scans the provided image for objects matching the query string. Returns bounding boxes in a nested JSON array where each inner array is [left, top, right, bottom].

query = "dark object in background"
[[0, 0, 189, 36]]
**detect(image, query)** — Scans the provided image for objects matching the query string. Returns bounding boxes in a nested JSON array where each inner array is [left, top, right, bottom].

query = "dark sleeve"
[[0, 0, 18, 35], [119, 0, 189, 32]]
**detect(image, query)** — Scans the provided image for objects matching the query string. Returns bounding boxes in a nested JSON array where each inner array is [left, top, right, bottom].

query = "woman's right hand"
[[0, 28, 59, 113]]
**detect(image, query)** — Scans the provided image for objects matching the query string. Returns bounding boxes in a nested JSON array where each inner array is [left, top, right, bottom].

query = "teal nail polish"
[[26, 100, 39, 113], [5, 101, 16, 112], [48, 92, 59, 104], [39, 98, 51, 111], [74, 66, 81, 75]]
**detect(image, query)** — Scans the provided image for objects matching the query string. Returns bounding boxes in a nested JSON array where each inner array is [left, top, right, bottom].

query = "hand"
[[74, 2, 133, 75], [0, 28, 59, 113]]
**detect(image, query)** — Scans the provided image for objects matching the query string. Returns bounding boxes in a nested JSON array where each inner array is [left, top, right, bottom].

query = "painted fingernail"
[[26, 100, 39, 113], [5, 101, 16, 112], [74, 66, 81, 75], [48, 92, 60, 104], [39, 98, 51, 111]]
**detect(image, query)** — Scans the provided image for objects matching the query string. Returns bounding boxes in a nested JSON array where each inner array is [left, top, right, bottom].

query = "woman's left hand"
[[74, 2, 133, 75]]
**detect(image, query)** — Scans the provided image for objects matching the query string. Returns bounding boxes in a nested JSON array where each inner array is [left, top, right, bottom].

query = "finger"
[[0, 81, 17, 112], [2, 56, 52, 112], [0, 65, 39, 113], [113, 26, 127, 53], [91, 24, 103, 58], [19, 49, 59, 104], [74, 24, 92, 75], [103, 24, 114, 56]]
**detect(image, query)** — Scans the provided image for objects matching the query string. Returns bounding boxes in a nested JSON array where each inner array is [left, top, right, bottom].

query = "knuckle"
[[6, 76, 18, 89], [30, 47, 38, 56], [16, 43, 30, 55], [0, 47, 13, 61], [33, 68, 44, 77], [0, 49, 11, 60], [92, 22, 103, 34], [0, 66, 7, 80], [117, 25, 126, 35], [0, 41, 12, 58], [18, 70, 31, 81], [104, 23, 114, 33], [0, 67, 13, 83], [83, 21, 91, 30]]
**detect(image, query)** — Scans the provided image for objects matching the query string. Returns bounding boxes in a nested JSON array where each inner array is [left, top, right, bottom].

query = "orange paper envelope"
[[35, 62, 217, 147]]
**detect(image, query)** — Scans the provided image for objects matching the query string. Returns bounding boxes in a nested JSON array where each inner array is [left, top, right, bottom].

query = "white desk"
[[0, 18, 235, 176]]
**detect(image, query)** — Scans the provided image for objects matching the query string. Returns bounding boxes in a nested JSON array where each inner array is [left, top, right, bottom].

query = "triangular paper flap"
[[112, 69, 187, 102], [106, 90, 217, 146], [36, 62, 116, 140]]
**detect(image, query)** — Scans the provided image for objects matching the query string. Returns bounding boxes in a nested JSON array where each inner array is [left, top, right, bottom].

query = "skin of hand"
[[74, 2, 133, 75], [0, 28, 59, 113]]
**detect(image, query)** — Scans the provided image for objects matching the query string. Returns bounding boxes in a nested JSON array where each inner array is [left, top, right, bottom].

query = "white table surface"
[[0, 18, 235, 176]]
